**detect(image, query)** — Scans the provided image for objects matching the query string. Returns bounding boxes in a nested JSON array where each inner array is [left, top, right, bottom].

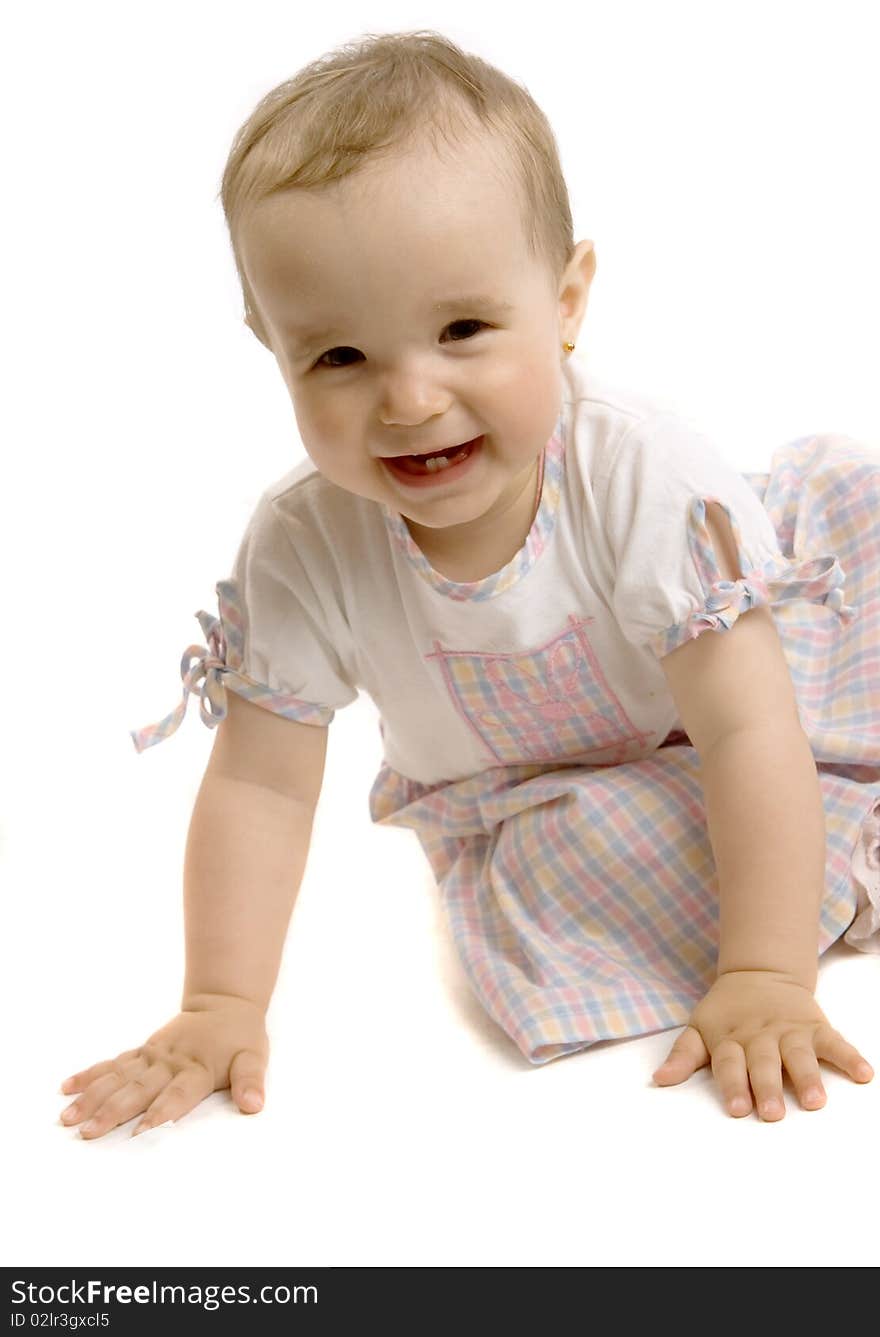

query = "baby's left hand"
[[652, 970, 874, 1119]]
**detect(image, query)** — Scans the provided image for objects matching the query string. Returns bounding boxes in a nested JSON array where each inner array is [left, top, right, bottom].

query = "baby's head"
[[219, 30, 595, 543]]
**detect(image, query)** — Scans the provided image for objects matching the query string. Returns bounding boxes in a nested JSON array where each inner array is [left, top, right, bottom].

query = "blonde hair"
[[218, 29, 575, 340]]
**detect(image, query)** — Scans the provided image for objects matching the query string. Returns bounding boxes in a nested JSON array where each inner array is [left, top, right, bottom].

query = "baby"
[[59, 30, 879, 1140]]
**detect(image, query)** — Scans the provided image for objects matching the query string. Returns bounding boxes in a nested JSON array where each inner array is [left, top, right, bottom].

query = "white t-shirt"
[[220, 356, 787, 785]]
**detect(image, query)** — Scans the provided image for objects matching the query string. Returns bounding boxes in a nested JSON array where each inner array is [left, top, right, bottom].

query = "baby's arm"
[[651, 505, 873, 1117], [59, 692, 328, 1139]]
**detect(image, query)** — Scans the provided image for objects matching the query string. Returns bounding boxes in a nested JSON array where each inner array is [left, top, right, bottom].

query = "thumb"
[[229, 1049, 266, 1114], [652, 1026, 710, 1086]]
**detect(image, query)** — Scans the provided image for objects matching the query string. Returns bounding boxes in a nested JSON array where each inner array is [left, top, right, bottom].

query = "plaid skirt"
[[369, 434, 880, 1063]]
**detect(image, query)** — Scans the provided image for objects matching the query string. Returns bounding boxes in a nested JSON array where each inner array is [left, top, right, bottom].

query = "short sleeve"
[[600, 413, 856, 659], [130, 491, 358, 752]]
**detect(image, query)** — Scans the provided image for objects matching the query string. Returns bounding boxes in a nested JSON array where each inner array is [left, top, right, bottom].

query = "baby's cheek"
[[292, 397, 343, 455], [496, 358, 562, 438]]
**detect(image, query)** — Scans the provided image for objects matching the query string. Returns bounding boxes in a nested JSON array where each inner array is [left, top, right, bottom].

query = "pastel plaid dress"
[[131, 390, 880, 1064]]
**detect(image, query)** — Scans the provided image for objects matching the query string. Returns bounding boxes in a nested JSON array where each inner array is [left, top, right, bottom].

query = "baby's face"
[[238, 132, 590, 536]]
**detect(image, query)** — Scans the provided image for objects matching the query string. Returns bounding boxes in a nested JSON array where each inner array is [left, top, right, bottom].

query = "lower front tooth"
[[425, 455, 450, 472]]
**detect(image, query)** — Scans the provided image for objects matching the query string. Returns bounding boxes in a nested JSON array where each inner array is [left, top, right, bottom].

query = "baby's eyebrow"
[[431, 296, 516, 315], [285, 323, 340, 351], [287, 295, 510, 336]]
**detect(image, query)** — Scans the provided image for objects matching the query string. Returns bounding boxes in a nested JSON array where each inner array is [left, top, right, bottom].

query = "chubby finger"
[[60, 1056, 149, 1128], [229, 1049, 266, 1114], [778, 1032, 826, 1111], [710, 1038, 752, 1117], [129, 1065, 215, 1139], [60, 1048, 143, 1095], [813, 1026, 875, 1083], [652, 1026, 709, 1085], [744, 1037, 785, 1121]]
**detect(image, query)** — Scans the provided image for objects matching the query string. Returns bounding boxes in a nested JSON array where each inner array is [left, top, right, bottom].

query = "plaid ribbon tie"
[[690, 553, 858, 636], [129, 609, 229, 753]]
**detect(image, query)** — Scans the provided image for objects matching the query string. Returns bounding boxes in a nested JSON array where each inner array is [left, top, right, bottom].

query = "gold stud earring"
[[562, 341, 575, 354]]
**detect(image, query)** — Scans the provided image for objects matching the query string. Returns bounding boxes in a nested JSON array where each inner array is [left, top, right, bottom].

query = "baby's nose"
[[377, 367, 451, 426]]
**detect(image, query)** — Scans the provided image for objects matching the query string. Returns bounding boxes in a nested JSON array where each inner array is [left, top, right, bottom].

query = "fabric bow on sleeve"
[[130, 608, 231, 753], [687, 552, 858, 638]]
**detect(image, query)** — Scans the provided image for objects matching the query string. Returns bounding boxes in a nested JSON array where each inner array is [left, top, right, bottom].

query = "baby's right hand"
[[58, 995, 270, 1140]]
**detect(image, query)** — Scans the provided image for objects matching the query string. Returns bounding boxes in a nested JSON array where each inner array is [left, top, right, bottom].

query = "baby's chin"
[[395, 493, 497, 528]]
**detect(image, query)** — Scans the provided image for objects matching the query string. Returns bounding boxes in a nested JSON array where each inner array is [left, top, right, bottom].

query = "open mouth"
[[381, 436, 483, 484]]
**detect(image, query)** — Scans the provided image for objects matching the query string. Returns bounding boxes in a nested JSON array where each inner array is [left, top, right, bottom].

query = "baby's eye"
[[443, 319, 486, 341], [314, 346, 363, 369]]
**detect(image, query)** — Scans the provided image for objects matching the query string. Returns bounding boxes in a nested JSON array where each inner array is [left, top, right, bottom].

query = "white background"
[[3, 0, 879, 1267]]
